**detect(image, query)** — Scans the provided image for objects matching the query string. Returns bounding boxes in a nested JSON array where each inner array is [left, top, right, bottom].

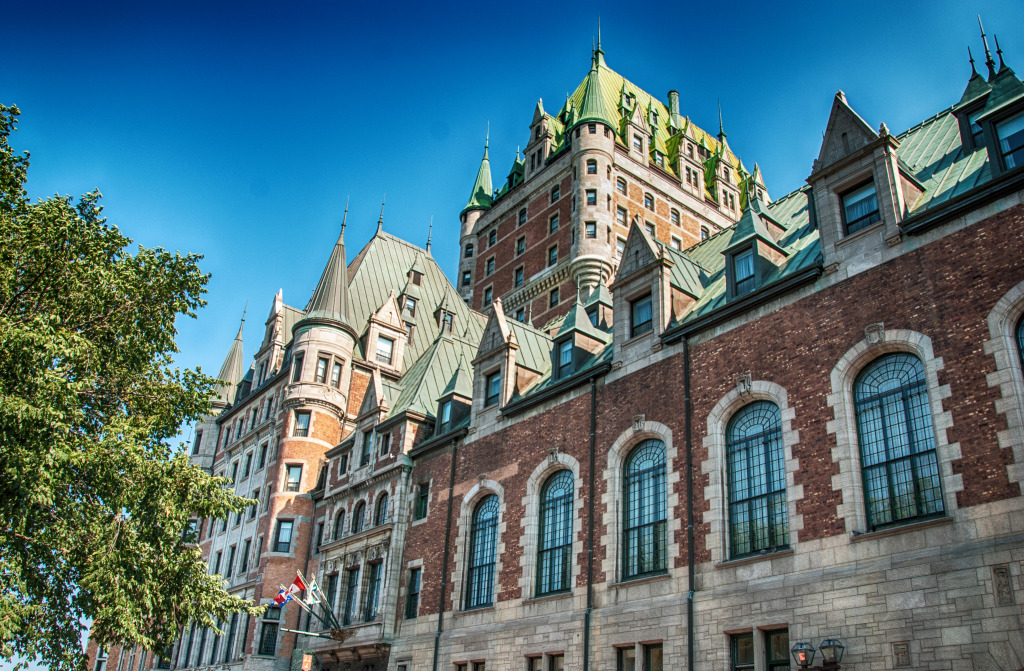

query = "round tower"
[[458, 136, 493, 304]]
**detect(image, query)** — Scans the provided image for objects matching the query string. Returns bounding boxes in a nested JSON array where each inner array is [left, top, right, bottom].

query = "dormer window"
[[485, 371, 501, 407], [438, 399, 452, 430], [630, 294, 653, 337], [375, 336, 394, 365], [654, 153, 665, 168], [557, 339, 573, 379], [633, 135, 643, 153], [405, 297, 417, 316], [733, 249, 756, 295], [968, 109, 985, 147], [411, 271, 422, 286], [841, 180, 881, 235], [997, 112, 1024, 170], [440, 311, 454, 333]]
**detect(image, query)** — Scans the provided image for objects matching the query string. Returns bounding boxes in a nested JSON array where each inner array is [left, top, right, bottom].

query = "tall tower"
[[458, 135, 493, 304], [189, 310, 245, 472]]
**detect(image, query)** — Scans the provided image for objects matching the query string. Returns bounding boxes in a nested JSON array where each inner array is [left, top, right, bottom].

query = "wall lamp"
[[791, 638, 845, 669]]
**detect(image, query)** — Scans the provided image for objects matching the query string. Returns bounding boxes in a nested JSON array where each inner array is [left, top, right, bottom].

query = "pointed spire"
[[295, 222, 354, 335], [426, 216, 433, 254], [463, 132, 493, 214], [577, 51, 617, 128], [969, 46, 978, 76], [995, 34, 1006, 72], [979, 15, 997, 79], [718, 99, 726, 140], [377, 194, 385, 234], [341, 196, 349, 235], [214, 307, 247, 404]]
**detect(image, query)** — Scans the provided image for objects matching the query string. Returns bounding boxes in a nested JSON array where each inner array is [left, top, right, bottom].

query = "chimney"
[[668, 90, 680, 117]]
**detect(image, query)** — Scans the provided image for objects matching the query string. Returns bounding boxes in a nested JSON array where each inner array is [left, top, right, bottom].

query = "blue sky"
[[6, 0, 1024, 452]]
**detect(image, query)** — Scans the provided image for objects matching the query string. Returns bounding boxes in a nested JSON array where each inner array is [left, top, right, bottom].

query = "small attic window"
[[630, 294, 653, 337], [376, 336, 394, 365], [535, 127, 542, 140], [733, 248, 755, 295], [841, 181, 881, 235], [968, 110, 985, 147], [411, 271, 422, 286], [633, 135, 643, 153], [485, 371, 501, 407], [687, 143, 694, 158], [997, 112, 1024, 169], [439, 311, 454, 333], [557, 339, 573, 379], [405, 297, 417, 316]]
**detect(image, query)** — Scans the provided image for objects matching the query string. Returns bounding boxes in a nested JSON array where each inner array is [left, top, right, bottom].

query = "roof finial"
[[995, 34, 1006, 72], [597, 16, 602, 52], [377, 194, 385, 234], [341, 196, 349, 236], [236, 302, 247, 339], [718, 99, 726, 140], [968, 46, 978, 76], [979, 15, 997, 79], [426, 216, 433, 254]]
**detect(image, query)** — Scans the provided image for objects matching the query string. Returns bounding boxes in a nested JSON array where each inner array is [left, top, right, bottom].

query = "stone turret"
[[189, 310, 246, 471], [459, 136, 492, 303]]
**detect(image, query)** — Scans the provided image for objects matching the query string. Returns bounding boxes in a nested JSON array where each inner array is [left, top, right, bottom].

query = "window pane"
[[623, 440, 667, 578], [376, 336, 394, 364], [631, 296, 653, 337], [843, 182, 881, 234], [727, 401, 788, 557], [537, 470, 574, 595], [997, 112, 1024, 168], [466, 494, 499, 608]]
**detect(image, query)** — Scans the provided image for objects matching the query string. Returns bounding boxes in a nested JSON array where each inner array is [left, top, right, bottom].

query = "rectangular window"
[[331, 361, 342, 387], [587, 159, 597, 174], [315, 356, 328, 383], [616, 206, 627, 225], [342, 568, 360, 625], [273, 520, 293, 553], [644, 193, 654, 210], [968, 109, 984, 146], [733, 249, 755, 295], [586, 189, 596, 206], [294, 411, 310, 437], [645, 221, 656, 237], [766, 630, 790, 670], [842, 181, 881, 234], [405, 567, 422, 618], [242, 454, 252, 478], [483, 286, 492, 305], [360, 431, 373, 466], [516, 236, 526, 255], [670, 209, 680, 225], [557, 339, 572, 378], [486, 257, 495, 275], [364, 562, 383, 621], [339, 453, 349, 474], [378, 432, 391, 456], [230, 462, 238, 483], [415, 482, 430, 520], [225, 545, 235, 577], [549, 214, 559, 234], [257, 622, 278, 656], [633, 135, 643, 152], [315, 522, 324, 550], [616, 237, 626, 257], [617, 647, 637, 671], [240, 539, 251, 573], [549, 287, 559, 308], [291, 353, 303, 382], [548, 246, 558, 267], [326, 573, 339, 613], [997, 111, 1024, 169], [286, 464, 302, 492], [213, 550, 222, 575], [519, 209, 527, 226], [249, 489, 258, 519], [462, 271, 471, 287], [731, 633, 754, 671], [514, 266, 524, 287], [376, 336, 394, 365], [191, 430, 203, 456], [588, 123, 596, 134], [671, 235, 682, 251], [550, 185, 560, 202], [488, 229, 497, 246], [630, 294, 653, 337], [514, 308, 525, 322], [585, 221, 597, 238], [485, 372, 501, 407], [548, 654, 564, 671], [616, 177, 627, 194], [644, 644, 663, 671], [257, 444, 268, 470]]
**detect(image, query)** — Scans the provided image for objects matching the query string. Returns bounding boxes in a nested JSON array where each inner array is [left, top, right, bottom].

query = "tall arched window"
[[623, 439, 667, 579], [374, 493, 389, 525], [855, 353, 943, 530], [727, 401, 788, 558], [537, 470, 573, 595], [465, 494, 499, 609], [351, 501, 366, 534], [333, 510, 345, 540]]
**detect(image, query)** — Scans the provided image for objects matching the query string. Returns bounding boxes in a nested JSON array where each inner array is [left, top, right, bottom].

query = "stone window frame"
[[702, 381, 804, 565], [826, 327, 961, 534], [450, 479, 507, 612], [600, 420, 681, 584], [983, 280, 1024, 489], [518, 453, 584, 600]]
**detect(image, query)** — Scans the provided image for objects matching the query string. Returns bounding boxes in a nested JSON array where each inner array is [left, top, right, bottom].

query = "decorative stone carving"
[[736, 372, 752, 396], [993, 564, 1014, 606], [548, 445, 560, 463], [478, 473, 488, 485], [632, 414, 645, 431], [892, 642, 910, 667], [879, 122, 890, 137], [865, 322, 885, 345]]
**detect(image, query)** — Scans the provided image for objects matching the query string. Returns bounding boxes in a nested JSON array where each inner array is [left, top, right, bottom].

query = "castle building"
[[87, 30, 1024, 671]]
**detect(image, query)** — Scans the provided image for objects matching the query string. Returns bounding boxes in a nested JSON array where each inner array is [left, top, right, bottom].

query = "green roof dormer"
[[462, 136, 493, 215]]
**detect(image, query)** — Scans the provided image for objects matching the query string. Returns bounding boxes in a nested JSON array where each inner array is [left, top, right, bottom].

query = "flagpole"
[[299, 570, 345, 631]]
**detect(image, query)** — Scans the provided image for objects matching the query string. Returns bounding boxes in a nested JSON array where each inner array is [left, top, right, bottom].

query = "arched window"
[[374, 493, 389, 525], [623, 439, 667, 579], [351, 501, 366, 534], [1017, 315, 1024, 371], [465, 494, 499, 609], [333, 510, 345, 540], [727, 401, 788, 558], [537, 470, 573, 595], [855, 353, 943, 530]]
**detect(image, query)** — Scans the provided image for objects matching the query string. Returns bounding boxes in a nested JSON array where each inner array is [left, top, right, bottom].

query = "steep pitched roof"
[[214, 312, 246, 404], [386, 334, 479, 420], [463, 138, 493, 214], [296, 227, 353, 334]]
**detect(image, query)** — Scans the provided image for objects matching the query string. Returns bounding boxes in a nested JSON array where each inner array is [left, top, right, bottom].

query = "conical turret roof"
[[576, 54, 617, 129], [463, 138, 493, 214], [214, 311, 246, 404], [295, 227, 354, 335]]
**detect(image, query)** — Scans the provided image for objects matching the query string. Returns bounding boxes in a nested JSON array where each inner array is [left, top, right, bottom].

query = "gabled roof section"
[[346, 231, 486, 373], [296, 226, 354, 335], [723, 196, 789, 257], [371, 290, 405, 331], [387, 334, 478, 420], [613, 220, 661, 282], [555, 296, 610, 343], [441, 350, 474, 399], [958, 50, 992, 106], [815, 90, 879, 170], [978, 60, 1024, 119], [214, 311, 246, 404], [507, 319, 553, 375], [463, 137, 493, 214]]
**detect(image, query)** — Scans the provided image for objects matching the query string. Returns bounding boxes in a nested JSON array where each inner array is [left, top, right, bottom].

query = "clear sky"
[[6, 0, 1024, 451]]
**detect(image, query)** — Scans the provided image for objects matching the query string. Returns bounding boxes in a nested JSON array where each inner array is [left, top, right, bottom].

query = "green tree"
[[0, 105, 261, 670]]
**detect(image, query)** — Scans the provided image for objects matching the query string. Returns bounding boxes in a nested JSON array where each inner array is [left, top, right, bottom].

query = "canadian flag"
[[271, 574, 307, 607]]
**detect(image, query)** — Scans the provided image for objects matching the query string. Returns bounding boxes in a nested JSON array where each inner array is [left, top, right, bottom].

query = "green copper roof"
[[214, 312, 246, 404], [576, 57, 618, 128], [386, 334, 478, 420], [555, 296, 610, 343], [463, 139, 493, 214], [979, 63, 1024, 118], [441, 350, 474, 399], [723, 195, 787, 256], [296, 227, 353, 333]]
